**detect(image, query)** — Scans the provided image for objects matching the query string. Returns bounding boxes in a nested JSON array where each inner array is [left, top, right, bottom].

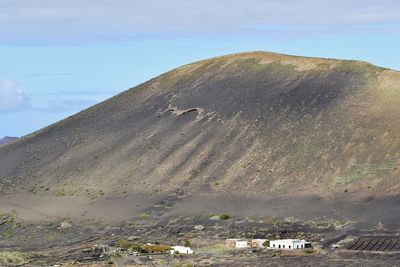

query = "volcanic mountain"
[[1, 52, 399, 224]]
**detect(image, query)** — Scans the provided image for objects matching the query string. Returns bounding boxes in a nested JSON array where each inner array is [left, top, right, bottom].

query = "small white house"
[[235, 240, 250, 248], [269, 239, 306, 250], [170, 246, 193, 254]]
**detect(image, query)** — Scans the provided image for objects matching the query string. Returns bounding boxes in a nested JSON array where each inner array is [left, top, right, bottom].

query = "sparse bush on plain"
[[47, 234, 55, 241], [0, 252, 31, 266], [139, 212, 148, 219], [304, 249, 316, 254], [183, 239, 191, 247], [142, 244, 171, 253], [115, 239, 144, 252], [219, 213, 230, 220], [116, 239, 171, 253]]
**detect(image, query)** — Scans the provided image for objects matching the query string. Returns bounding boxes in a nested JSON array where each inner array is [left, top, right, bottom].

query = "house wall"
[[235, 241, 250, 248], [292, 240, 305, 249], [170, 246, 193, 254], [269, 240, 305, 250]]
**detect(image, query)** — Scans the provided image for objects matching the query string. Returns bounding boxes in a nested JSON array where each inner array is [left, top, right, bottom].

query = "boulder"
[[209, 215, 220, 221], [194, 224, 206, 231], [60, 222, 72, 230]]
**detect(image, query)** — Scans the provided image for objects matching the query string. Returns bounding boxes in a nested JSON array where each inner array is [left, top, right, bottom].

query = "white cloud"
[[0, 80, 29, 113], [0, 0, 399, 44], [0, 80, 106, 114]]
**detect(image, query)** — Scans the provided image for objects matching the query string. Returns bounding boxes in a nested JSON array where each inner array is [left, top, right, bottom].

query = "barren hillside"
[[1, 51, 400, 223]]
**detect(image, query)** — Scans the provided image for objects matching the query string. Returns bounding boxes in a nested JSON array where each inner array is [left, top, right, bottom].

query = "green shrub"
[[142, 244, 171, 253], [262, 240, 270, 247], [304, 249, 315, 254], [0, 252, 30, 267], [116, 239, 134, 249], [219, 213, 230, 220], [139, 212, 148, 219], [115, 239, 143, 252], [183, 239, 191, 247]]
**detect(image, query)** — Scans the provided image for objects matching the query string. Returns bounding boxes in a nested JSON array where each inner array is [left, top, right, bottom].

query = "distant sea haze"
[[0, 136, 18, 145]]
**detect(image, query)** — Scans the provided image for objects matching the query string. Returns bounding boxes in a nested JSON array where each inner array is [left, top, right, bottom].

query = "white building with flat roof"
[[170, 246, 193, 254], [235, 240, 250, 248], [269, 239, 306, 250]]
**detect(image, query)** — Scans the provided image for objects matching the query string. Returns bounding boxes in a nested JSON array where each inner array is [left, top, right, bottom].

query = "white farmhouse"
[[235, 240, 250, 248], [269, 239, 306, 250], [170, 246, 193, 254]]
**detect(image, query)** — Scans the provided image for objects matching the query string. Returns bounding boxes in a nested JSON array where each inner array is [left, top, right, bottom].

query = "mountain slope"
[[1, 52, 400, 220]]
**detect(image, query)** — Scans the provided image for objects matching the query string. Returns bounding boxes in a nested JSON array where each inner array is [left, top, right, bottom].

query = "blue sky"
[[1, 0, 400, 137]]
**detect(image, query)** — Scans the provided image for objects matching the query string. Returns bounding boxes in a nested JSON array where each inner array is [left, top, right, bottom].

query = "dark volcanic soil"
[[1, 210, 400, 266]]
